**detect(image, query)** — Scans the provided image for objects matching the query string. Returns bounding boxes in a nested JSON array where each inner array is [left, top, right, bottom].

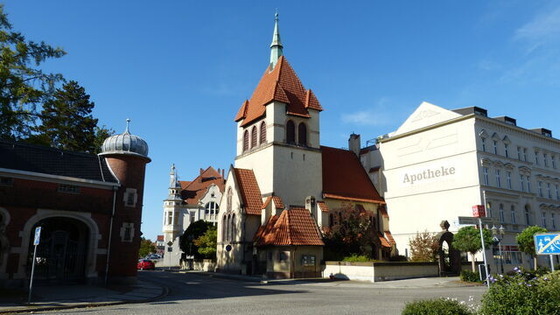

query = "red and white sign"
[[472, 205, 486, 218]]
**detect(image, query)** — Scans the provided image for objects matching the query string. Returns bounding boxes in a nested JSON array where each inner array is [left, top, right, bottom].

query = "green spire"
[[269, 12, 283, 70]]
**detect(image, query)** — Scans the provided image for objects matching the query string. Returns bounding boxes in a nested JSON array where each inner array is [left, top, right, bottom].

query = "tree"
[[516, 225, 547, 270], [139, 237, 157, 258], [179, 220, 213, 259], [0, 4, 65, 140], [36, 81, 99, 152], [409, 230, 439, 262], [194, 226, 217, 259], [452, 226, 493, 272], [323, 204, 379, 260]]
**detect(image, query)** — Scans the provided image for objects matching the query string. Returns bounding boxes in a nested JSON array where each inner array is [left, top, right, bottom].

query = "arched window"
[[231, 214, 236, 242], [286, 120, 295, 144], [222, 215, 227, 242], [260, 122, 266, 145], [226, 214, 231, 242], [227, 188, 232, 212], [298, 123, 307, 146], [243, 130, 249, 152], [251, 126, 257, 149]]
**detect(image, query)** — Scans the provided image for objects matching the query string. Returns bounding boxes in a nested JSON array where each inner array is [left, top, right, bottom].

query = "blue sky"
[[4, 1, 560, 241]]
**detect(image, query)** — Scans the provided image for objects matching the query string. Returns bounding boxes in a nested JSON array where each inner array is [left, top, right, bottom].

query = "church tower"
[[233, 13, 324, 207], [162, 164, 184, 244]]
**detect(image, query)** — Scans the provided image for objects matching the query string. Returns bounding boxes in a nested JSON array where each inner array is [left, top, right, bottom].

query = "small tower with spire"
[[162, 164, 185, 244], [269, 12, 283, 70]]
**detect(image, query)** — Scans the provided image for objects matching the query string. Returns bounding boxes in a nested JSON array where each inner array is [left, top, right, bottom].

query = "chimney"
[[348, 134, 361, 156], [305, 196, 317, 217]]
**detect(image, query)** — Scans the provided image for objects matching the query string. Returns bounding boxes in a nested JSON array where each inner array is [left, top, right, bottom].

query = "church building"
[[216, 14, 393, 278]]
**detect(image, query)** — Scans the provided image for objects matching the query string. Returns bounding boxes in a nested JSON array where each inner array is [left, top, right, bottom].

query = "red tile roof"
[[235, 56, 323, 127], [317, 201, 329, 213], [262, 195, 285, 210], [384, 231, 396, 245], [233, 168, 263, 215], [254, 208, 324, 246], [179, 167, 225, 205], [378, 232, 391, 248], [321, 146, 385, 204]]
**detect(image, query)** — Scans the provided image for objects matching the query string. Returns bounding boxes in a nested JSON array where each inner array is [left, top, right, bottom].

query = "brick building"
[[0, 121, 150, 287]]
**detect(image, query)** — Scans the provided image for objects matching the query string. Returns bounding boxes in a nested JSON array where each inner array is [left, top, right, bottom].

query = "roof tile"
[[233, 168, 263, 215], [255, 208, 324, 246], [179, 167, 225, 205]]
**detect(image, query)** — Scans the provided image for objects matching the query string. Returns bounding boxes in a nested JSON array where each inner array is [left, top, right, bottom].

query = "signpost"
[[457, 205, 491, 288], [534, 233, 560, 271], [28, 226, 41, 304]]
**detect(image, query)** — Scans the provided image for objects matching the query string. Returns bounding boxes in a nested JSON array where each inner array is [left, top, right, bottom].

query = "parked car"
[[137, 259, 155, 270], [146, 254, 161, 260]]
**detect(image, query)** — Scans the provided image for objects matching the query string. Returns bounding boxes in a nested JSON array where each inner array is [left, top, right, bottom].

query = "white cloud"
[[341, 98, 399, 127], [514, 5, 560, 44]]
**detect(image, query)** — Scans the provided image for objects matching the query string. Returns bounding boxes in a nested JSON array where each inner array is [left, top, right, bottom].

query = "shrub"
[[479, 268, 560, 315], [402, 298, 473, 315], [460, 270, 481, 283], [342, 254, 371, 262]]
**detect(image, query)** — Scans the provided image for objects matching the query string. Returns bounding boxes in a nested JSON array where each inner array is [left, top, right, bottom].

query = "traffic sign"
[[534, 233, 560, 255], [458, 216, 496, 225], [33, 226, 41, 246]]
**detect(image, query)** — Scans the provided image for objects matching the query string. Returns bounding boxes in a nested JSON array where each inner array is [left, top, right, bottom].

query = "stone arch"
[[17, 210, 100, 281], [435, 220, 461, 276]]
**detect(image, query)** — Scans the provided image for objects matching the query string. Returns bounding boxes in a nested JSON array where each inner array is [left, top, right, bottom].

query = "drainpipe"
[[105, 186, 118, 286]]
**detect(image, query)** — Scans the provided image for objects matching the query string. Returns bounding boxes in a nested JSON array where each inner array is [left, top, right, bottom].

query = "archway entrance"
[[28, 217, 89, 284]]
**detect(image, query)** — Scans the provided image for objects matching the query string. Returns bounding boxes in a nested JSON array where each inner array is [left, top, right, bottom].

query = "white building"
[[161, 164, 225, 266], [363, 101, 560, 270]]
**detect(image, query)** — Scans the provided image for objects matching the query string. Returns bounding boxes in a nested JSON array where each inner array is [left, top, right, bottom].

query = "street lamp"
[[491, 225, 505, 274]]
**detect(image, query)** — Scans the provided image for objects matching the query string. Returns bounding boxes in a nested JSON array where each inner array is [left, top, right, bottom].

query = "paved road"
[[41, 271, 486, 315]]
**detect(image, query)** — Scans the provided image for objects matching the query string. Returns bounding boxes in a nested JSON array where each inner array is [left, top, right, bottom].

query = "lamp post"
[[491, 225, 505, 274]]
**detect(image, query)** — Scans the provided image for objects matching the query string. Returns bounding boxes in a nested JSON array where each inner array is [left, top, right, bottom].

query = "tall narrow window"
[[523, 148, 528, 161], [499, 204, 505, 223], [547, 183, 552, 199], [542, 212, 547, 227], [259, 122, 266, 144], [493, 140, 498, 155], [504, 143, 509, 158], [544, 153, 548, 167], [227, 188, 232, 211], [495, 169, 501, 187], [520, 175, 525, 192], [506, 171, 512, 189], [517, 146, 522, 160], [510, 205, 516, 224], [222, 215, 227, 242], [251, 126, 257, 149], [483, 167, 489, 185], [286, 120, 295, 144], [527, 176, 532, 192], [552, 155, 557, 169], [535, 151, 540, 165], [538, 181, 543, 197], [552, 213, 557, 230], [525, 205, 531, 225], [243, 130, 249, 152], [481, 138, 487, 152], [231, 214, 236, 242], [556, 184, 560, 200], [298, 123, 307, 146]]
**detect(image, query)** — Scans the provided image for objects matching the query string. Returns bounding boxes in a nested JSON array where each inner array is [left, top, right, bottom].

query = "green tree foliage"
[[452, 226, 493, 272], [516, 225, 548, 270], [323, 204, 379, 260], [193, 226, 217, 259], [179, 220, 213, 259], [409, 230, 439, 262], [36, 81, 102, 153], [139, 237, 157, 258], [0, 4, 65, 140]]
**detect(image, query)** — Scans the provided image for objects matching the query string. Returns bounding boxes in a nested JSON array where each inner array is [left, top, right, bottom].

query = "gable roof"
[[232, 168, 263, 215], [321, 146, 384, 204], [394, 101, 461, 136], [0, 140, 117, 183], [179, 166, 225, 205], [254, 207, 324, 246], [262, 195, 285, 210], [235, 56, 323, 127]]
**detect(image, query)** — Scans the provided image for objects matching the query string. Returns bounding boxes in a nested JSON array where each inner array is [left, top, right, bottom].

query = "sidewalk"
[[0, 280, 166, 314]]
